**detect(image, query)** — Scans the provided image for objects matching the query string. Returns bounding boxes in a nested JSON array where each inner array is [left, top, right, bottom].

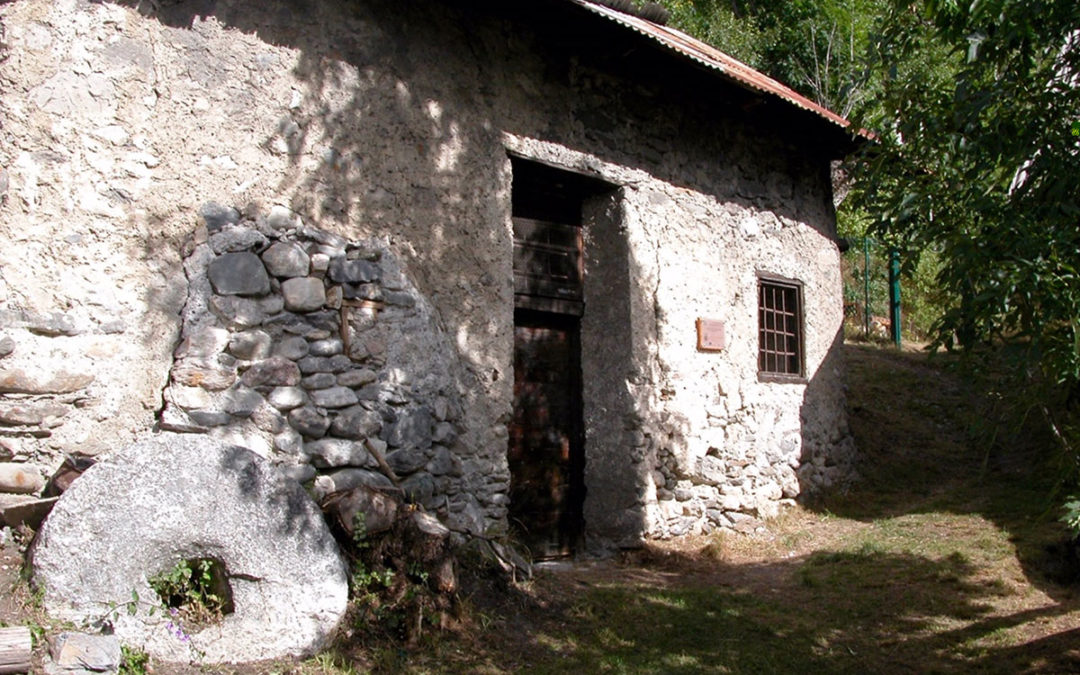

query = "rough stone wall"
[[0, 0, 854, 546], [158, 212, 488, 533]]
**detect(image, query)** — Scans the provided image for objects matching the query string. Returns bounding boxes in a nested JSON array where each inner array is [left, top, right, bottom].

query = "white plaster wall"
[[0, 0, 854, 543]]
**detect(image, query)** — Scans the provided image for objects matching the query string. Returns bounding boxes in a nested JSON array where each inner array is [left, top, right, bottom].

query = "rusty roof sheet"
[[567, 0, 853, 131]]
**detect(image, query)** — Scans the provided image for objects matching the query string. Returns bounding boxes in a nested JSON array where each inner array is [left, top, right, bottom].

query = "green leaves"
[[851, 0, 1080, 524]]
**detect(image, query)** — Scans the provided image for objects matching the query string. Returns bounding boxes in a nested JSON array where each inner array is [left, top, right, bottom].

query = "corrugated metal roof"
[[567, 0, 853, 131]]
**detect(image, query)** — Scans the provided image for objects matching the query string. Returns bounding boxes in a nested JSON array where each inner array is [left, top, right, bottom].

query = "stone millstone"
[[29, 434, 348, 664]]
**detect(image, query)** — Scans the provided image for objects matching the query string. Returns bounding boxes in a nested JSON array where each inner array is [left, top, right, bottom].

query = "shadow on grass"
[[817, 344, 1078, 601], [377, 543, 1079, 674]]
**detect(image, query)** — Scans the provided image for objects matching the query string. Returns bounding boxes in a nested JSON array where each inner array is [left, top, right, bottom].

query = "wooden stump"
[[0, 626, 32, 674]]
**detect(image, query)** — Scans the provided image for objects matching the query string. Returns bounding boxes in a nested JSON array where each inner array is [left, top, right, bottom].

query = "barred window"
[[758, 277, 804, 379]]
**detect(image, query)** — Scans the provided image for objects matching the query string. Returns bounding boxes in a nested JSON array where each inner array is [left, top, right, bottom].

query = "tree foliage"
[[853, 1, 1080, 374], [850, 1, 1080, 505], [661, 0, 885, 116]]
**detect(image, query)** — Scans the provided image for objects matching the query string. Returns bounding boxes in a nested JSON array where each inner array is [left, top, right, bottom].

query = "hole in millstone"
[[149, 557, 235, 628]]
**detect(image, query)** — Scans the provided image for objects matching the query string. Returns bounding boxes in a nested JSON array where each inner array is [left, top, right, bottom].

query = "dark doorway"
[[509, 309, 585, 558], [508, 156, 609, 558]]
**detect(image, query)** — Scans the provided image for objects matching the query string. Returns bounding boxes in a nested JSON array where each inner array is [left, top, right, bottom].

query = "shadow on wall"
[[798, 327, 856, 501], [108, 0, 846, 546]]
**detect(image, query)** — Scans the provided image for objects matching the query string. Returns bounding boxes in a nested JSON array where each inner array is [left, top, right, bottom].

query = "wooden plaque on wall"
[[696, 318, 726, 352]]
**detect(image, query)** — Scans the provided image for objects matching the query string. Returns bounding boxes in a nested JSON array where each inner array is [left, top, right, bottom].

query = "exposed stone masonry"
[[160, 203, 494, 535]]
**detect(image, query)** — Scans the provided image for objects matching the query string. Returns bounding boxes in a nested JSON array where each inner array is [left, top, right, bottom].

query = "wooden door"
[[508, 310, 585, 559]]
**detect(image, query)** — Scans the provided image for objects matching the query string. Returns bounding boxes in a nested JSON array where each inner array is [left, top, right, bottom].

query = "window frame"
[[756, 274, 806, 383]]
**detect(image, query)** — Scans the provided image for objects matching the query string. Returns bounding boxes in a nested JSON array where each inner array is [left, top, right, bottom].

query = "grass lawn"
[[339, 343, 1080, 674]]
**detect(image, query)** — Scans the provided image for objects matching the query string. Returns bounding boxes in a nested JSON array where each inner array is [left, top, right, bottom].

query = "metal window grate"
[[758, 279, 802, 377]]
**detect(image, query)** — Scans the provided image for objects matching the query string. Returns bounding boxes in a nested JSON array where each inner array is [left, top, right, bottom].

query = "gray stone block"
[[0, 369, 94, 395], [336, 368, 377, 388], [308, 338, 343, 357], [187, 410, 232, 427], [310, 386, 358, 409], [261, 241, 310, 278], [228, 330, 272, 361], [301, 372, 337, 390], [0, 463, 44, 494], [51, 632, 122, 674], [281, 277, 326, 313], [208, 252, 271, 296], [297, 355, 352, 375], [273, 336, 310, 360], [224, 386, 264, 417], [327, 258, 380, 283], [210, 226, 268, 254], [268, 386, 306, 410], [199, 201, 240, 231], [386, 447, 427, 475], [328, 406, 382, 440], [288, 406, 331, 439], [30, 435, 348, 663], [240, 357, 301, 388], [306, 438, 371, 469]]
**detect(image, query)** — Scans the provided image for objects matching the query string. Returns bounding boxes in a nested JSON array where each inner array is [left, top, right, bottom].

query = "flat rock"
[[223, 385, 264, 417], [50, 631, 121, 674], [0, 495, 57, 529], [0, 402, 69, 426], [273, 336, 310, 360], [0, 463, 44, 494], [322, 485, 399, 536], [31, 435, 348, 664], [27, 312, 82, 337], [0, 369, 94, 395], [308, 338, 343, 357], [240, 357, 301, 387], [301, 372, 336, 390], [386, 447, 428, 475], [171, 360, 236, 391], [336, 369, 377, 388], [310, 386, 358, 409], [311, 468, 394, 502], [327, 258, 380, 284], [176, 326, 230, 359], [297, 355, 352, 375]]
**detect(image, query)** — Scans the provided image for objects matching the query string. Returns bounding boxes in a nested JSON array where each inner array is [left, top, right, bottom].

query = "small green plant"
[[1061, 499, 1080, 535], [351, 511, 369, 549], [149, 558, 231, 627], [118, 644, 149, 675]]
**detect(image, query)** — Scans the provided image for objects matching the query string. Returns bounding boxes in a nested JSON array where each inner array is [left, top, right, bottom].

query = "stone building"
[[0, 0, 858, 558]]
